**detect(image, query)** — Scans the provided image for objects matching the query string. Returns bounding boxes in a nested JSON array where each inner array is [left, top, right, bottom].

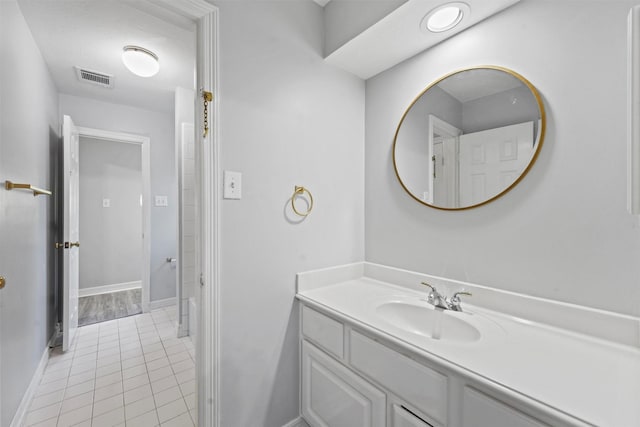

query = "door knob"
[[70, 242, 80, 248], [0, 276, 5, 289]]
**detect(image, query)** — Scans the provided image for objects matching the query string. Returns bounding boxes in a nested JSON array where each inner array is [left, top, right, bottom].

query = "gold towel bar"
[[5, 180, 52, 197], [291, 186, 313, 217]]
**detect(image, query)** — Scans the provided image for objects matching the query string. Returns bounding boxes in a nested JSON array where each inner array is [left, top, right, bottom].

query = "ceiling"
[[324, 0, 521, 79], [17, 0, 196, 113], [438, 69, 523, 103]]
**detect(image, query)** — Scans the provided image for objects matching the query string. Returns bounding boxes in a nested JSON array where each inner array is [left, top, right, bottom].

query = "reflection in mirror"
[[393, 66, 545, 210]]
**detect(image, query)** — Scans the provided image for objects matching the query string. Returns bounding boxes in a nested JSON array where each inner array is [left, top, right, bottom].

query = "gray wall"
[[365, 0, 640, 317], [324, 0, 407, 56], [79, 138, 142, 289], [217, 1, 365, 426], [0, 1, 59, 425], [59, 94, 177, 302]]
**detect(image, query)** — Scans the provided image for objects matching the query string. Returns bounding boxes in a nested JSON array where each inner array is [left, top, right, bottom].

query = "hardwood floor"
[[78, 289, 142, 327]]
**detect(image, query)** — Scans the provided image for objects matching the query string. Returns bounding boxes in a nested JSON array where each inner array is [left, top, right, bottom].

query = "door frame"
[[154, 1, 220, 426], [75, 127, 152, 312], [428, 114, 462, 204]]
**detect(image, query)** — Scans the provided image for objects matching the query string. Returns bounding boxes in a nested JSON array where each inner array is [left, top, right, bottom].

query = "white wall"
[[216, 1, 365, 426], [323, 0, 407, 56], [79, 138, 142, 289], [0, 1, 59, 425], [365, 0, 640, 317], [59, 94, 177, 302]]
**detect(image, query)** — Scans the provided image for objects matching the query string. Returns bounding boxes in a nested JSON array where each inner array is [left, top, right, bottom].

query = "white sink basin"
[[375, 301, 481, 343]]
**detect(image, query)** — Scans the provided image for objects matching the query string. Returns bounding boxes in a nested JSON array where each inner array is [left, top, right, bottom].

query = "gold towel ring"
[[291, 186, 313, 217]]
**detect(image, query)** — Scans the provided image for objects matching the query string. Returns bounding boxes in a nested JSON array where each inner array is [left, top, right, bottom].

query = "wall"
[[365, 0, 640, 317], [0, 1, 59, 425], [323, 0, 407, 56], [462, 86, 539, 134], [79, 138, 142, 289], [216, 1, 365, 426], [59, 94, 177, 302]]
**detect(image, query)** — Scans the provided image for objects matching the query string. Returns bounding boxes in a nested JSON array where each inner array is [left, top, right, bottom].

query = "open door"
[[62, 115, 80, 352]]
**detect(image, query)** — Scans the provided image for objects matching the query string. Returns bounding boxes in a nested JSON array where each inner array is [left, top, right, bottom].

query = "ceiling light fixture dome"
[[422, 2, 469, 33], [122, 45, 159, 77]]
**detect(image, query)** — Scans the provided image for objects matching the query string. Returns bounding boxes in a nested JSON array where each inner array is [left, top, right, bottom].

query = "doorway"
[[75, 128, 151, 326]]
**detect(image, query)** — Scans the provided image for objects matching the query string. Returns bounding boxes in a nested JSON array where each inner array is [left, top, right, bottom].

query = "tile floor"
[[23, 307, 197, 427]]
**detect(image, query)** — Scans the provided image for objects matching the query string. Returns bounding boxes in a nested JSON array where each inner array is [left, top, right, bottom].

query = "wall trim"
[[10, 347, 49, 427], [149, 297, 177, 310], [282, 417, 310, 427], [79, 281, 142, 297]]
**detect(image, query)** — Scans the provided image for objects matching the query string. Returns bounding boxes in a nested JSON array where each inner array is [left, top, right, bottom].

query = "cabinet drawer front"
[[302, 305, 344, 358], [462, 387, 548, 427], [392, 405, 433, 427], [302, 341, 386, 427], [349, 331, 447, 425]]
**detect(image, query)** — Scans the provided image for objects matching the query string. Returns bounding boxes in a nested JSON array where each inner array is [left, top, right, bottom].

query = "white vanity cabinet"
[[461, 387, 548, 427], [300, 303, 558, 427]]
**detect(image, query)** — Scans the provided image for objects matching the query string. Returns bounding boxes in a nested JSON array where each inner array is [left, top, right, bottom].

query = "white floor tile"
[[91, 406, 125, 427], [153, 386, 182, 408], [159, 409, 193, 427], [124, 383, 153, 405], [124, 395, 156, 420], [23, 308, 196, 427], [24, 401, 61, 426], [125, 408, 160, 427], [151, 375, 178, 394], [93, 393, 124, 417], [60, 390, 93, 414], [57, 403, 92, 427], [29, 389, 65, 412], [94, 381, 124, 402]]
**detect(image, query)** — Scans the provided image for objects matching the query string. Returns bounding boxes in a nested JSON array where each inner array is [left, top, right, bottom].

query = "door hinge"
[[200, 273, 205, 287]]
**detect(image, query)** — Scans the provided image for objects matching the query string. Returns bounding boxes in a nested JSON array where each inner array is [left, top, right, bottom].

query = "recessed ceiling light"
[[122, 45, 159, 77], [422, 3, 469, 33]]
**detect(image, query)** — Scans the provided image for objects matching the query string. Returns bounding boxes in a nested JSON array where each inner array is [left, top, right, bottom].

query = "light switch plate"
[[155, 195, 168, 207], [223, 171, 242, 200], [102, 198, 110, 208]]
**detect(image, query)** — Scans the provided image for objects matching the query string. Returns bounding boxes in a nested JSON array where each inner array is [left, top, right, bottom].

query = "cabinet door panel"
[[462, 387, 548, 427], [302, 341, 386, 427]]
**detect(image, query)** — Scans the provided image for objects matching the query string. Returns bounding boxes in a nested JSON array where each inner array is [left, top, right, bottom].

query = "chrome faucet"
[[420, 282, 472, 312]]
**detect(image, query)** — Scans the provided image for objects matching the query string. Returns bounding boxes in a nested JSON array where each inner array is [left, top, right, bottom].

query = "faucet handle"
[[450, 291, 472, 311], [420, 281, 437, 292]]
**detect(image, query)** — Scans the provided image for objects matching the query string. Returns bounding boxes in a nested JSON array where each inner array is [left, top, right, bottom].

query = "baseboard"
[[10, 346, 50, 427], [79, 281, 142, 297], [282, 416, 309, 427], [149, 297, 176, 310]]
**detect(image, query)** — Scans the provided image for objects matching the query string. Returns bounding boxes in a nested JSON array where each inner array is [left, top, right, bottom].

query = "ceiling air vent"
[[74, 67, 114, 88]]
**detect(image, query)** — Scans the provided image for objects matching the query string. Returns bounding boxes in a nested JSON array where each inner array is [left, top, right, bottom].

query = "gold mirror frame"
[[392, 65, 546, 211]]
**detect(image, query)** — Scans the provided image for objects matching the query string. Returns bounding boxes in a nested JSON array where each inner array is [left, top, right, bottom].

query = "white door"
[[458, 121, 534, 206], [62, 115, 80, 352]]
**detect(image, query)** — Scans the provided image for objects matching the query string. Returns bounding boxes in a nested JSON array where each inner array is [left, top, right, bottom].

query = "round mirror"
[[393, 66, 545, 210]]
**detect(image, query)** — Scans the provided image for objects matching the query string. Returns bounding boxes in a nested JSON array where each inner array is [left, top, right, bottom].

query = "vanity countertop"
[[296, 263, 640, 427]]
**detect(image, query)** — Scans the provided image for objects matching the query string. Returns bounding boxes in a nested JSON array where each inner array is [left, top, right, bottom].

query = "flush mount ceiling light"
[[122, 45, 159, 77], [422, 2, 470, 33]]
